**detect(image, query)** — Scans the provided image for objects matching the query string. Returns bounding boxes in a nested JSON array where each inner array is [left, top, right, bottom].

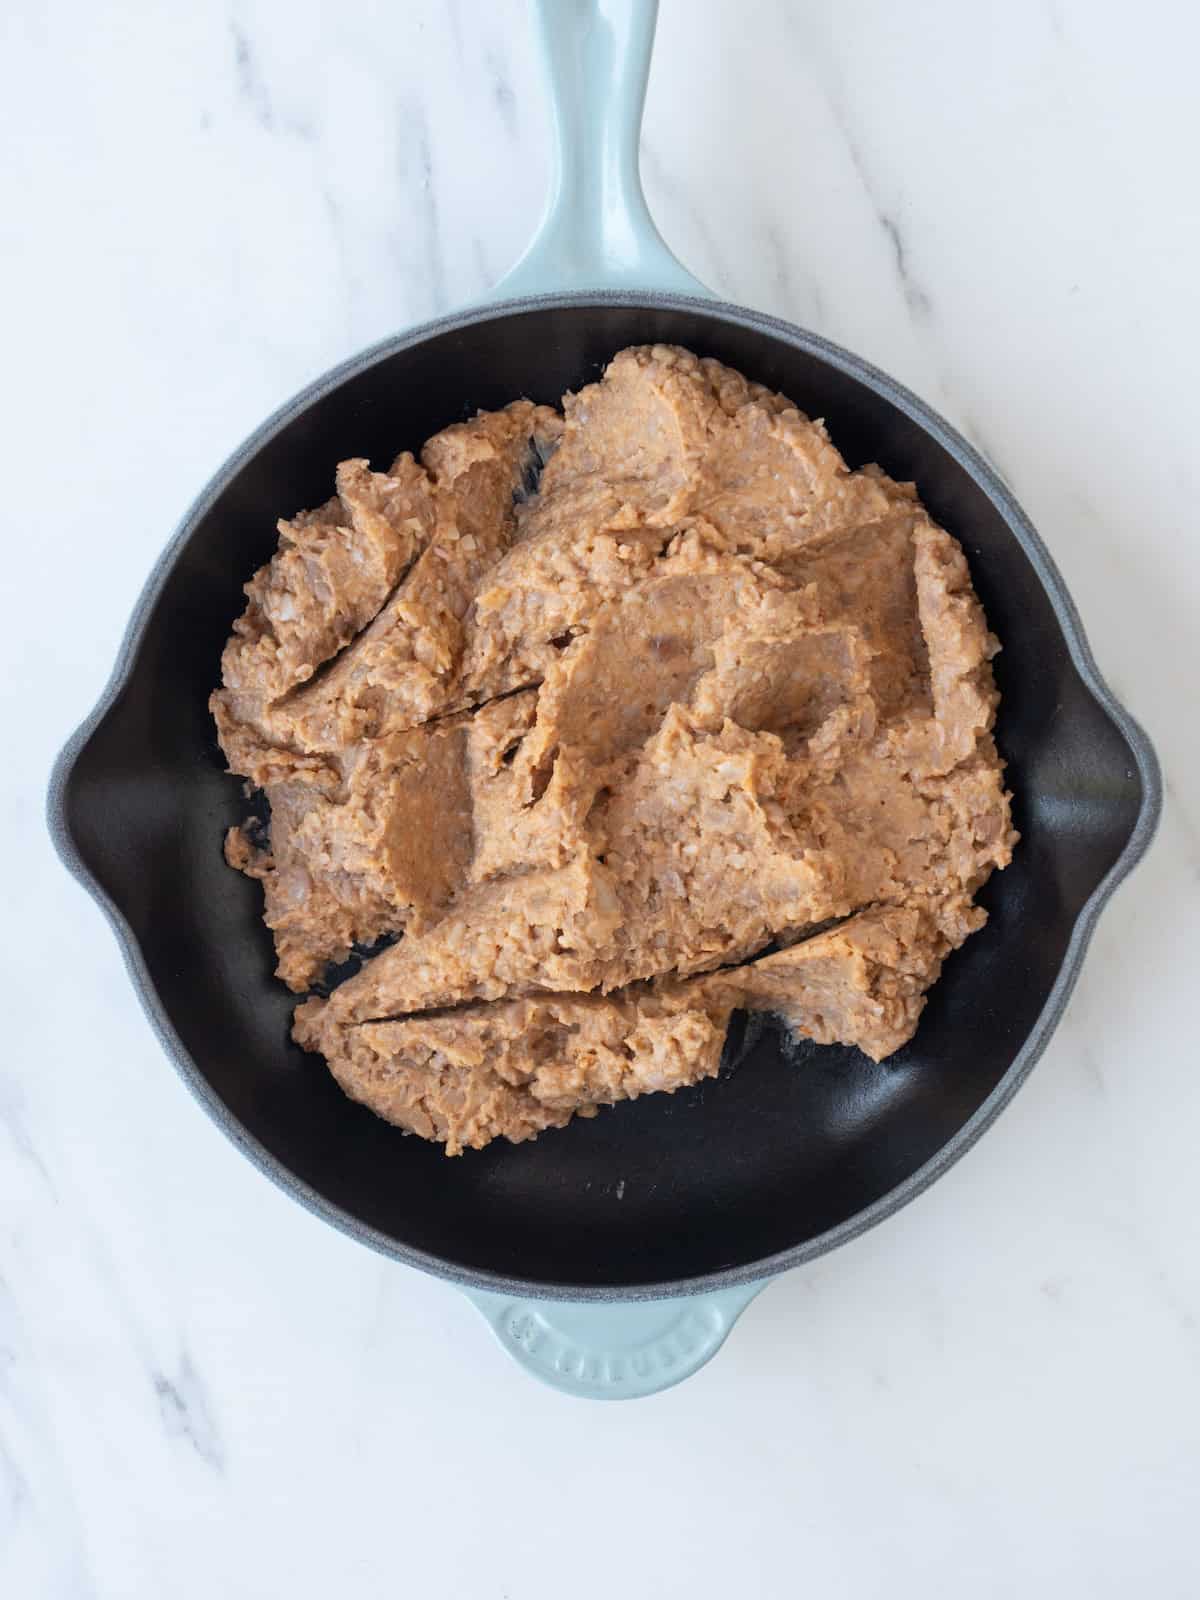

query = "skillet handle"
[[470, 0, 728, 1391], [463, 1280, 767, 1399], [492, 0, 712, 299]]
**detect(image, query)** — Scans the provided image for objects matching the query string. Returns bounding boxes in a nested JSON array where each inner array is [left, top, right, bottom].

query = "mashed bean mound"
[[212, 346, 1017, 1154]]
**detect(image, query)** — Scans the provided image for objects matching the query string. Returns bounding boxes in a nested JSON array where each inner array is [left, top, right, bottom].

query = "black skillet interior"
[[56, 301, 1155, 1295]]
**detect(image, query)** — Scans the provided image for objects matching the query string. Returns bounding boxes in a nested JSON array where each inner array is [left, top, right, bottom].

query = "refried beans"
[[211, 345, 1017, 1154]]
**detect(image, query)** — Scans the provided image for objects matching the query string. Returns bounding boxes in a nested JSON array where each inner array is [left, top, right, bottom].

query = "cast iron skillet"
[[48, 0, 1161, 1398]]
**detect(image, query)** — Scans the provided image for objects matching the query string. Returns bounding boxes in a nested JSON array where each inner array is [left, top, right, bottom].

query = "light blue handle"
[[466, 1281, 766, 1400], [468, 0, 756, 1400], [493, 0, 712, 299]]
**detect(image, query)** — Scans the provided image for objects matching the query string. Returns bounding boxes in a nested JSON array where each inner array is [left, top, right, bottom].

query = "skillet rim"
[[46, 290, 1163, 1302]]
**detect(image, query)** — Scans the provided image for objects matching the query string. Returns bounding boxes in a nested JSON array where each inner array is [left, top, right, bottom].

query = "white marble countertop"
[[5, 0, 1199, 1594]]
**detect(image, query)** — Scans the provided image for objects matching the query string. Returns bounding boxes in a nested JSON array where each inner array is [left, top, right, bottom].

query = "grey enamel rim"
[[47, 290, 1164, 1304]]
